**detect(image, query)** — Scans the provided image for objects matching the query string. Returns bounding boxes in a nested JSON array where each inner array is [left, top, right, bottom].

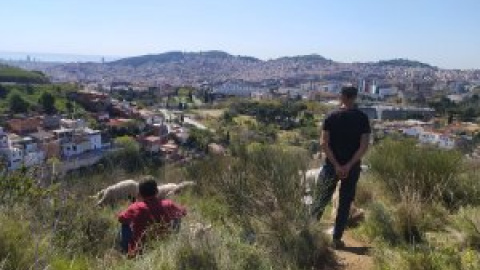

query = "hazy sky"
[[1, 0, 479, 69]]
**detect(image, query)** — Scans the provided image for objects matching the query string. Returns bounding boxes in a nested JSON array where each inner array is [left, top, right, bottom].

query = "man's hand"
[[339, 163, 353, 180], [335, 164, 348, 180]]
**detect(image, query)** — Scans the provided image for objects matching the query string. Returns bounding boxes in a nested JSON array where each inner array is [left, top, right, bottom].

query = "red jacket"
[[118, 197, 186, 255]]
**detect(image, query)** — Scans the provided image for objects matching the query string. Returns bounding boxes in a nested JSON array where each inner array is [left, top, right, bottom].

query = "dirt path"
[[334, 231, 374, 270], [320, 221, 374, 270]]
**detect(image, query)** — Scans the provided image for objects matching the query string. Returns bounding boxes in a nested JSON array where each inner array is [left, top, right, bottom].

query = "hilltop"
[[0, 64, 50, 84], [376, 58, 436, 69]]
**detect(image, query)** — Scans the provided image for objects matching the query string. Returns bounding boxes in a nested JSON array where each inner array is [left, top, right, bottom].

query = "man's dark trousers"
[[311, 163, 361, 240]]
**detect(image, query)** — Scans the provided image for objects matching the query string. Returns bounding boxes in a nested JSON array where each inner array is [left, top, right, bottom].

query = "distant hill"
[[0, 64, 49, 83], [111, 50, 261, 67], [7, 50, 476, 85], [375, 58, 435, 69]]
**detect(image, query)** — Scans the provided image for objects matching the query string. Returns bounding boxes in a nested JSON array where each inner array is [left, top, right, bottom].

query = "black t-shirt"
[[322, 108, 371, 166]]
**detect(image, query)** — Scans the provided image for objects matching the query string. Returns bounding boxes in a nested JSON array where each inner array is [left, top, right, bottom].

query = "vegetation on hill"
[[111, 51, 260, 67], [0, 64, 50, 84], [1, 94, 480, 269], [353, 138, 480, 269], [0, 83, 83, 115], [0, 141, 338, 270], [376, 58, 435, 69], [429, 94, 480, 122], [274, 54, 331, 64]]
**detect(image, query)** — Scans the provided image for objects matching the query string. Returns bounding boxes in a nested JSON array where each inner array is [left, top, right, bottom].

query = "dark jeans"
[[120, 223, 132, 253], [311, 163, 361, 240], [119, 218, 182, 254]]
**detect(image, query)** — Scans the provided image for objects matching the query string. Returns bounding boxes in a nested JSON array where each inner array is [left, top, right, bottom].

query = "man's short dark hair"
[[341, 86, 358, 98], [138, 176, 158, 198]]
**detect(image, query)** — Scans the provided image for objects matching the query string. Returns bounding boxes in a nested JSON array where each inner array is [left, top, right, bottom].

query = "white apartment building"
[[419, 131, 456, 150], [53, 119, 103, 158], [0, 127, 46, 171]]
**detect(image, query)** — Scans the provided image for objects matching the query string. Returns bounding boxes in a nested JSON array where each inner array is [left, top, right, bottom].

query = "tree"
[[0, 84, 8, 99], [9, 93, 29, 113], [112, 136, 143, 172], [38, 92, 57, 114], [65, 101, 73, 113], [187, 128, 214, 151]]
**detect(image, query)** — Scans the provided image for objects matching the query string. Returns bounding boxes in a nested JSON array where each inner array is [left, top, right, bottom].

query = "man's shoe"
[[331, 239, 345, 249]]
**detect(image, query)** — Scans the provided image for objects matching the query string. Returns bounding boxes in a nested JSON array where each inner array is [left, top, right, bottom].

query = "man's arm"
[[167, 201, 187, 219], [321, 130, 343, 175], [118, 205, 137, 224], [343, 133, 370, 171]]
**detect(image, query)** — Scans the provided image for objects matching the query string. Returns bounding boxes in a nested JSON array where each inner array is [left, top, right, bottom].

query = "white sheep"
[[93, 180, 196, 206], [93, 179, 139, 207], [158, 181, 196, 198]]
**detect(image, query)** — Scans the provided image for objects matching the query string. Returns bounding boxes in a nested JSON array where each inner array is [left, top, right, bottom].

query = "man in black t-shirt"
[[311, 86, 371, 249]]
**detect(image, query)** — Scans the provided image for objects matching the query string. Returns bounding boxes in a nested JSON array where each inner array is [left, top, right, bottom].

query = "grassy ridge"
[[0, 64, 49, 84]]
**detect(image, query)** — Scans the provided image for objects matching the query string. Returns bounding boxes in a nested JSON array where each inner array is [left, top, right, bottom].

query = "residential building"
[[7, 117, 43, 135], [0, 127, 46, 170], [138, 136, 163, 153]]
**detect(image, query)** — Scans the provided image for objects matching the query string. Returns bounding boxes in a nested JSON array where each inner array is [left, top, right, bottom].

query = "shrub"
[[368, 138, 463, 208], [53, 198, 117, 256], [452, 207, 480, 250], [358, 202, 399, 245], [374, 245, 479, 270], [0, 169, 54, 206], [185, 144, 337, 270], [0, 213, 48, 270]]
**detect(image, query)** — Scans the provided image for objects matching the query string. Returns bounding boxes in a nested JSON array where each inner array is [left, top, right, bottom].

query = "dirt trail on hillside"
[[334, 231, 374, 270], [321, 221, 374, 270]]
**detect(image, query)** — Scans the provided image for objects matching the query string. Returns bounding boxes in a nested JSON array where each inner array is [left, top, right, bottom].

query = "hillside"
[[0, 64, 50, 83], [111, 51, 261, 67], [7, 50, 476, 85], [0, 99, 480, 269]]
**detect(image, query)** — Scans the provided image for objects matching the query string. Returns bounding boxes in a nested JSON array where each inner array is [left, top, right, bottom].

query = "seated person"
[[118, 177, 186, 257]]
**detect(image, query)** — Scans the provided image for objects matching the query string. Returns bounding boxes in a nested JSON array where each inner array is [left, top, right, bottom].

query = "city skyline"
[[1, 0, 479, 69]]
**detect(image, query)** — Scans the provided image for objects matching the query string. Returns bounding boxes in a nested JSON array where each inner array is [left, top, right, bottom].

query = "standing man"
[[311, 86, 371, 248]]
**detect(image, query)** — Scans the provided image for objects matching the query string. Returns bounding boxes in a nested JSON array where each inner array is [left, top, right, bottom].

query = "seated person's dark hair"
[[341, 86, 358, 98], [138, 176, 158, 198]]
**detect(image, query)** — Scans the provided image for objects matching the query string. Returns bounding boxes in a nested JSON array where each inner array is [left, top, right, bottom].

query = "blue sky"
[[0, 0, 479, 69]]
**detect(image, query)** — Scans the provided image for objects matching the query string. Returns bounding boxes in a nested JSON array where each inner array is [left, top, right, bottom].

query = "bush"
[[53, 198, 117, 256], [0, 213, 48, 270], [452, 207, 480, 250], [107, 136, 145, 173], [0, 169, 55, 206], [185, 144, 337, 270], [374, 245, 479, 270], [368, 138, 463, 208], [358, 202, 399, 245]]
